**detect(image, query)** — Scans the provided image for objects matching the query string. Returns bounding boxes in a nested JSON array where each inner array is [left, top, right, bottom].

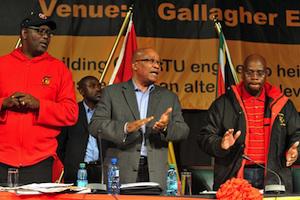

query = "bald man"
[[198, 54, 300, 192], [89, 48, 189, 190]]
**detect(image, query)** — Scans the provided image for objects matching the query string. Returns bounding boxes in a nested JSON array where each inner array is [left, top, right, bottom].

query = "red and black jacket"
[[198, 82, 300, 192]]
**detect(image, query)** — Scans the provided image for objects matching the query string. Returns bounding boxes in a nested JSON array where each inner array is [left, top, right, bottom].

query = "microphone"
[[87, 133, 107, 192], [242, 154, 285, 193]]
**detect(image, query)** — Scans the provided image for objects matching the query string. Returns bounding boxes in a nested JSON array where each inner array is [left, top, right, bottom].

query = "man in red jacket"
[[0, 12, 78, 185]]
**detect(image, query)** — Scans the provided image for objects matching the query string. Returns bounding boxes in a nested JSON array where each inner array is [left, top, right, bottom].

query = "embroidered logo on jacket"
[[278, 113, 286, 127], [42, 76, 51, 85]]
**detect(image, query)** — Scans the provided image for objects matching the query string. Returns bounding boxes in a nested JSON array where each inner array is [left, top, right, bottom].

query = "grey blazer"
[[89, 80, 189, 190]]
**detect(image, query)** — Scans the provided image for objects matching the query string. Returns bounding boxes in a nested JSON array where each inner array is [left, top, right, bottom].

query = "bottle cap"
[[169, 164, 175, 169], [169, 164, 176, 169], [111, 158, 118, 164], [79, 162, 86, 168]]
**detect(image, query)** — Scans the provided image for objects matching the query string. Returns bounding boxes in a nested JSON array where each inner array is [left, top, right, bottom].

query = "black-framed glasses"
[[27, 26, 55, 37], [136, 58, 162, 66], [244, 70, 266, 77]]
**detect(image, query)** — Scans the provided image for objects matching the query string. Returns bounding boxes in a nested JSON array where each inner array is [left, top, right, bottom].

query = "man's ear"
[[78, 88, 85, 96], [21, 28, 27, 40], [133, 63, 137, 71]]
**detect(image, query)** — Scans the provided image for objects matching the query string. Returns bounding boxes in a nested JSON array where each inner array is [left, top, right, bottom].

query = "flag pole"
[[15, 38, 22, 49], [99, 6, 134, 83], [213, 17, 222, 36]]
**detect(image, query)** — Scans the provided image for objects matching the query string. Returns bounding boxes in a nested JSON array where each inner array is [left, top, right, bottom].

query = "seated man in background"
[[89, 48, 189, 190], [57, 76, 106, 184], [197, 54, 300, 192]]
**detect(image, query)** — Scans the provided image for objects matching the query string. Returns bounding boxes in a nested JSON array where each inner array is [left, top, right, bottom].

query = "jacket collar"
[[11, 47, 51, 63], [233, 81, 283, 104]]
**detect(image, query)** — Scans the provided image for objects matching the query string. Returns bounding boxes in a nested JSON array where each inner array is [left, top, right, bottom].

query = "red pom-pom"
[[216, 178, 262, 200]]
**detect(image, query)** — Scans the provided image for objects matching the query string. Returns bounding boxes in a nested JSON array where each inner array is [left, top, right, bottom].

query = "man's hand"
[[221, 129, 241, 150], [153, 107, 172, 131], [14, 92, 40, 110], [1, 93, 21, 110], [126, 116, 154, 133], [286, 141, 299, 167], [2, 92, 40, 111]]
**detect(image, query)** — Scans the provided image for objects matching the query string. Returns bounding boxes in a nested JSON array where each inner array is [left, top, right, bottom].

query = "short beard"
[[246, 85, 262, 97]]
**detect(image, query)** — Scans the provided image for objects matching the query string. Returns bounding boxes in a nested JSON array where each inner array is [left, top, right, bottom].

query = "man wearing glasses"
[[198, 54, 300, 192], [0, 13, 78, 185], [89, 48, 189, 190]]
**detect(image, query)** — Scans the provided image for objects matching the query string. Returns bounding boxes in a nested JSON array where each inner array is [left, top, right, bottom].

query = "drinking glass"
[[181, 171, 192, 195], [7, 168, 19, 187]]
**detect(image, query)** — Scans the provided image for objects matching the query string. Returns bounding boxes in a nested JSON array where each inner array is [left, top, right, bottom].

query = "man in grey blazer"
[[89, 48, 189, 190]]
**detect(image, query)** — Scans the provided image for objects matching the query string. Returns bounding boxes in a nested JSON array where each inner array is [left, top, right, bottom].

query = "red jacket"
[[0, 48, 78, 167]]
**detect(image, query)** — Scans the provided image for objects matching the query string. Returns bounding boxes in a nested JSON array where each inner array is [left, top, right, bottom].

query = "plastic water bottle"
[[166, 164, 178, 196], [107, 158, 120, 194], [77, 162, 88, 187]]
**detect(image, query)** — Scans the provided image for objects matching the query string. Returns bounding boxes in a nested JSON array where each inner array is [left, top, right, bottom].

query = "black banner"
[[1, 0, 300, 43]]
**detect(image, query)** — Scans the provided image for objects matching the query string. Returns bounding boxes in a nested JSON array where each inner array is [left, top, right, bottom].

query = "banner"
[[0, 0, 300, 110]]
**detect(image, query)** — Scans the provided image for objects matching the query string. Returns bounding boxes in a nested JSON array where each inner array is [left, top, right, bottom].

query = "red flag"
[[52, 155, 64, 183], [109, 17, 137, 84]]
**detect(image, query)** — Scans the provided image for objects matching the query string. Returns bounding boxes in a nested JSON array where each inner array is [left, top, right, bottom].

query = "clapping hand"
[[286, 141, 299, 167], [153, 107, 172, 131], [126, 116, 154, 133], [221, 129, 241, 150]]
